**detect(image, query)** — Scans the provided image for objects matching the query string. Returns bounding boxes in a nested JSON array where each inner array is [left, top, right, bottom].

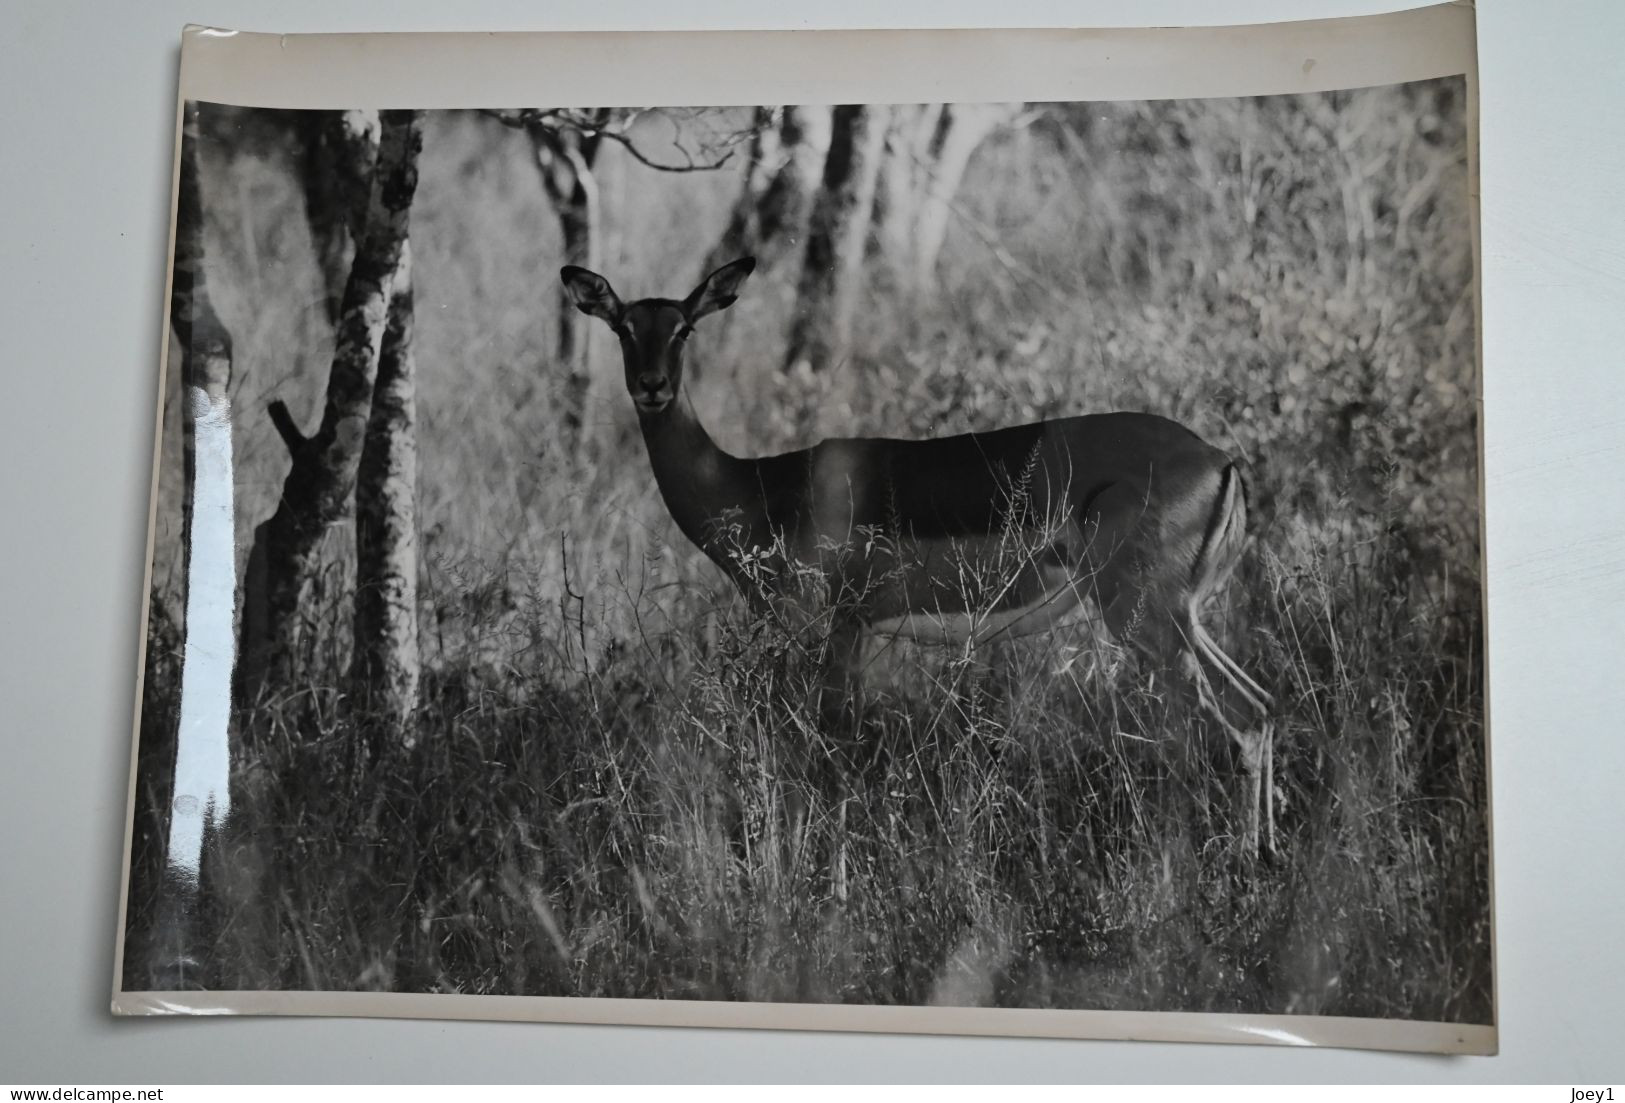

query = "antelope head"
[[561, 257, 756, 416]]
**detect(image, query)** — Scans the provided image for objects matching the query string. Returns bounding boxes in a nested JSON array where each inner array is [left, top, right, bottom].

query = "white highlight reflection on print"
[[165, 386, 235, 883]]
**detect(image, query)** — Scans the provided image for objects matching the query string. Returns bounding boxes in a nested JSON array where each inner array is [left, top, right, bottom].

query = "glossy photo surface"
[[115, 9, 1491, 1053]]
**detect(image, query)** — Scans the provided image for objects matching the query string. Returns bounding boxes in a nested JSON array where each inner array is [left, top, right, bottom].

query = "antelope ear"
[[561, 266, 624, 324], [682, 257, 756, 322]]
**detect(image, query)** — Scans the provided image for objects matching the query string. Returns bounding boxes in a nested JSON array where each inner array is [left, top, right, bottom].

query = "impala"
[[562, 258, 1277, 854]]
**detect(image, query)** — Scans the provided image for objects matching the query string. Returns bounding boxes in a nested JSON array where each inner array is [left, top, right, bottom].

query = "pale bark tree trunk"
[[783, 105, 890, 376], [238, 110, 424, 703], [869, 105, 943, 275], [351, 240, 420, 745], [908, 103, 1018, 297], [597, 139, 628, 276], [529, 119, 604, 460], [296, 109, 421, 746], [137, 100, 237, 988], [702, 106, 779, 276], [702, 105, 832, 279]]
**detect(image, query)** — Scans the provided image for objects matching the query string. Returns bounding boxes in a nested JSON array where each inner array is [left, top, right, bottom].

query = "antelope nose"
[[638, 373, 665, 394]]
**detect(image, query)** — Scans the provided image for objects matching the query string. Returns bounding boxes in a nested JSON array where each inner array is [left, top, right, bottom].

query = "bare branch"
[[592, 126, 736, 173], [481, 106, 745, 174], [267, 399, 306, 455]]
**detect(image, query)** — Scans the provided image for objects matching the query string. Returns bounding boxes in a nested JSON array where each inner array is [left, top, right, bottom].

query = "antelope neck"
[[636, 394, 759, 565]]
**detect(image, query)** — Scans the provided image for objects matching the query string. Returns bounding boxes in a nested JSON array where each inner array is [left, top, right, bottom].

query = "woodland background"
[[125, 80, 1489, 1022]]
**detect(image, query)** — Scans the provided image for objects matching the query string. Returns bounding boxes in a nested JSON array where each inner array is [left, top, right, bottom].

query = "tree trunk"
[[783, 105, 890, 376], [296, 109, 421, 742], [530, 120, 603, 461], [238, 110, 424, 703], [908, 103, 1017, 296], [869, 105, 942, 274], [299, 110, 381, 326], [702, 107, 778, 278], [351, 240, 421, 745], [701, 105, 831, 278], [137, 99, 237, 987]]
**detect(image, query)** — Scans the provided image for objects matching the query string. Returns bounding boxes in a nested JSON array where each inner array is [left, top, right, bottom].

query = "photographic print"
[[116, 9, 1491, 1053]]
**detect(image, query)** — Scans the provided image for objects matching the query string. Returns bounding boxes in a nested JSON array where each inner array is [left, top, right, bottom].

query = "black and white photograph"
[[116, 15, 1489, 1052]]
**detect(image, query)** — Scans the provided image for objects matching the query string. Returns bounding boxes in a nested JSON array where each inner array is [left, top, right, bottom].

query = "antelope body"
[[563, 258, 1275, 853]]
